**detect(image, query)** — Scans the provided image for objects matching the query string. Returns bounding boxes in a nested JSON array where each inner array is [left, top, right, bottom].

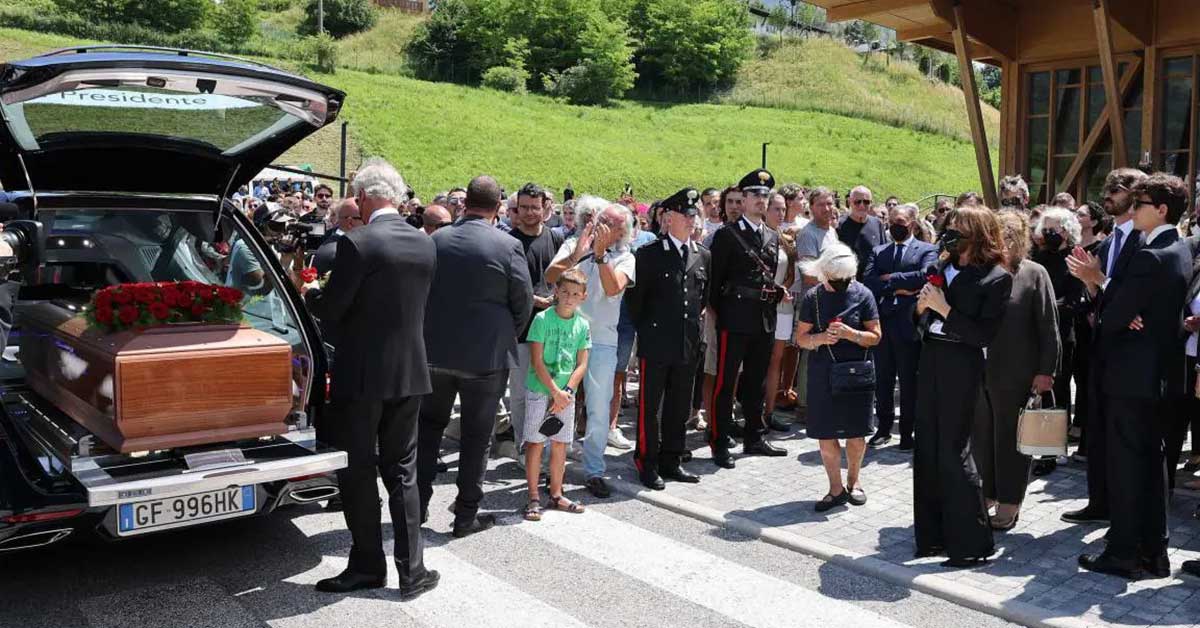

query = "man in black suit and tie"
[[625, 187, 712, 489], [312, 197, 361, 276], [862, 203, 938, 450], [1064, 167, 1146, 526], [417, 175, 534, 537], [1075, 172, 1192, 580], [303, 158, 440, 598], [708, 169, 789, 468]]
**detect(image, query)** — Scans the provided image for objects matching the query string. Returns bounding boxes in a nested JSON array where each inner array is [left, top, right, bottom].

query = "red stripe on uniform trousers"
[[710, 330, 729, 450]]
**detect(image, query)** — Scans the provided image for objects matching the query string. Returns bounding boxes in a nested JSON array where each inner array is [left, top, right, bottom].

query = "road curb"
[[604, 476, 1094, 628]]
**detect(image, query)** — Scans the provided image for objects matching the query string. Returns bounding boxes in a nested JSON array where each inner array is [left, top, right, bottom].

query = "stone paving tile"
[[589, 398, 1200, 628]]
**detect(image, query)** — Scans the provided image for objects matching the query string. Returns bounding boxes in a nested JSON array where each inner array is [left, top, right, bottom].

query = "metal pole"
[[761, 142, 770, 169], [318, 0, 325, 35], [339, 120, 348, 197]]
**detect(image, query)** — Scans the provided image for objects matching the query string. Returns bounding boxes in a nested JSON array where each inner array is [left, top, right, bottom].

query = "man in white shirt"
[[544, 199, 637, 499]]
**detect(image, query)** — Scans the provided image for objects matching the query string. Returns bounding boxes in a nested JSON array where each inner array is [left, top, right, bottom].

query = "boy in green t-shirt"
[[523, 268, 591, 521]]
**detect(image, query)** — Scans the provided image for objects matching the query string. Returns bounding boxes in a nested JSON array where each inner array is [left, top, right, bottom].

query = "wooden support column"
[[1141, 45, 1157, 167], [1094, 0, 1129, 168], [951, 2, 998, 208]]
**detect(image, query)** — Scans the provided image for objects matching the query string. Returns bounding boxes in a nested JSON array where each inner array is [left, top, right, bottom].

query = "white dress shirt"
[[368, 207, 400, 224]]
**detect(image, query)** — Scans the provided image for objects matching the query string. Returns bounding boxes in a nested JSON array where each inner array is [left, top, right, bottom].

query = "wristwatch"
[[563, 386, 575, 395]]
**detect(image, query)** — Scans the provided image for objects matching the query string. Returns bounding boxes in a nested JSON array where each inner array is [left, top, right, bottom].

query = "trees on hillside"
[[629, 0, 753, 94]]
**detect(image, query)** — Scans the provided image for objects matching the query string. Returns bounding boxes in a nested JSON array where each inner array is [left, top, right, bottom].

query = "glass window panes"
[[1087, 83, 1106, 129], [1054, 156, 1077, 193], [1123, 107, 1142, 166], [1027, 117, 1049, 191], [1055, 86, 1082, 153], [1162, 73, 1193, 152], [1163, 152, 1189, 178], [1029, 72, 1051, 115], [1166, 56, 1194, 77], [1056, 68, 1082, 86]]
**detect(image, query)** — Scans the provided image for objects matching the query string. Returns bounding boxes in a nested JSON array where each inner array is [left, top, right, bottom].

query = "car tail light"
[[287, 473, 327, 482], [2, 508, 84, 523]]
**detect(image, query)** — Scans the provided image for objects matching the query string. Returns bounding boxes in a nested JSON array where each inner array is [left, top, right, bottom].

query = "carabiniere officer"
[[626, 187, 711, 489], [707, 169, 789, 469]]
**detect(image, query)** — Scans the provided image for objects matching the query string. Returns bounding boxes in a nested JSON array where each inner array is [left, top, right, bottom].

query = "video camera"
[[0, 203, 45, 279], [261, 209, 326, 253]]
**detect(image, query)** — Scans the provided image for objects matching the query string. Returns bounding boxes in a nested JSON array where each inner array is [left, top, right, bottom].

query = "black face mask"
[[1041, 230, 1064, 250], [828, 278, 851, 292], [888, 223, 910, 242], [939, 228, 964, 256]]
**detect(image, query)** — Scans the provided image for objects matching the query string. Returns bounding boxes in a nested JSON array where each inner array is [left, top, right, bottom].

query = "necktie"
[[1108, 228, 1125, 278], [893, 243, 905, 269], [680, 243, 689, 265]]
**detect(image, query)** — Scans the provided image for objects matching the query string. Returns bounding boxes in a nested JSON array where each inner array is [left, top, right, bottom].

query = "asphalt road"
[[0, 453, 1017, 628]]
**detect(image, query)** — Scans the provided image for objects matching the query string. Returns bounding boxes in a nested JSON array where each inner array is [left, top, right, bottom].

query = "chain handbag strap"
[[814, 291, 869, 364]]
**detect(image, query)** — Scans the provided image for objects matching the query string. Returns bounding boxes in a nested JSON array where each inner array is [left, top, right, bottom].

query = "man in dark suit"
[[1077, 172, 1193, 580], [302, 158, 440, 598], [625, 188, 711, 489], [862, 203, 938, 450], [1169, 235, 1200, 490], [1064, 167, 1146, 526], [312, 197, 361, 276], [708, 169, 788, 468], [417, 175, 534, 537]]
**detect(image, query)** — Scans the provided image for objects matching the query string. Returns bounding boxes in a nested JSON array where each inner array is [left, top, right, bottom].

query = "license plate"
[[117, 486, 255, 536]]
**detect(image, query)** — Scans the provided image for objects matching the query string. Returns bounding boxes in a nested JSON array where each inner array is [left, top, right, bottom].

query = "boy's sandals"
[[523, 499, 543, 521], [549, 494, 585, 513]]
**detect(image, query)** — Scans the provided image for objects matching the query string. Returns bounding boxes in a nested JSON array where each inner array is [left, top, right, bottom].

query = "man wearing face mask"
[[863, 203, 939, 451], [707, 169, 789, 469]]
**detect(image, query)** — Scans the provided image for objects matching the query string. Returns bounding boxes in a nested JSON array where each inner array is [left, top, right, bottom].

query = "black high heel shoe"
[[913, 545, 945, 558]]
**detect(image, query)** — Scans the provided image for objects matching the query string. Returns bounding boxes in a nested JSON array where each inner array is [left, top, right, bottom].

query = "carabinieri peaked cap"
[[660, 187, 701, 216], [738, 168, 775, 194]]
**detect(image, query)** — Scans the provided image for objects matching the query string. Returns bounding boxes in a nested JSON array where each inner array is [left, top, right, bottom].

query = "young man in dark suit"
[[625, 187, 711, 489], [1077, 172, 1193, 580], [1064, 167, 1146, 526], [862, 203, 938, 450], [417, 175, 534, 537], [707, 169, 788, 468], [302, 158, 440, 598]]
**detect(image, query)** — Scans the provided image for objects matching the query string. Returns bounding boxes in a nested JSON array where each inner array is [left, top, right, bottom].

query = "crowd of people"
[[249, 156, 1200, 596]]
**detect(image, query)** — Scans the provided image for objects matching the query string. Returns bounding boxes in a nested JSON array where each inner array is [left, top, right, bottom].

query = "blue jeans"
[[582, 343, 619, 478]]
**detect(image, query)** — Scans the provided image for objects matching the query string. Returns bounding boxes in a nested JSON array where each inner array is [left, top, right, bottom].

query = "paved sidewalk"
[[591, 399, 1200, 628]]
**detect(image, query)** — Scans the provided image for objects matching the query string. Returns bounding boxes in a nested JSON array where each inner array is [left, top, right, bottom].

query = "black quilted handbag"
[[816, 296, 876, 396]]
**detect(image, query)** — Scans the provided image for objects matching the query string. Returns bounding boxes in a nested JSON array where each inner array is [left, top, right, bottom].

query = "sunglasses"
[[999, 198, 1024, 207], [852, 199, 871, 206], [315, 193, 332, 199]]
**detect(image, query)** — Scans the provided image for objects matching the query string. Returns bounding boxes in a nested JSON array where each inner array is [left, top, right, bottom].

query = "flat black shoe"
[[897, 438, 914, 452], [659, 466, 700, 483], [1182, 560, 1200, 578], [641, 473, 666, 490], [1079, 553, 1144, 580], [814, 490, 849, 512], [743, 440, 787, 457], [585, 477, 611, 498], [399, 569, 440, 601], [315, 569, 386, 593], [767, 416, 791, 432], [712, 455, 736, 469], [452, 514, 496, 539], [1140, 551, 1171, 579], [867, 433, 892, 448], [942, 555, 990, 569], [914, 546, 945, 558], [1061, 507, 1109, 524]]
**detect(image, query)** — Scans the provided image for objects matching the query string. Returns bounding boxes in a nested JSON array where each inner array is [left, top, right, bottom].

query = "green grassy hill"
[[0, 27, 994, 203]]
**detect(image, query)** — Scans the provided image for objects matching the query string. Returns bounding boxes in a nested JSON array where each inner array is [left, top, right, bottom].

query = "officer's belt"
[[725, 284, 780, 302]]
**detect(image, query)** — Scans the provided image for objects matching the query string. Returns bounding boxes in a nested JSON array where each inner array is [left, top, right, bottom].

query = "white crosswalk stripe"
[[514, 510, 911, 628]]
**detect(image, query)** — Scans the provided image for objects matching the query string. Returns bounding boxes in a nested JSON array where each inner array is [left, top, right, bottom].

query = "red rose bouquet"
[[926, 273, 946, 288], [85, 281, 244, 333]]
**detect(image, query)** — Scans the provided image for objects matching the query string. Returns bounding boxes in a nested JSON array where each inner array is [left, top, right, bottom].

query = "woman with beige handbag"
[[973, 211, 1061, 531]]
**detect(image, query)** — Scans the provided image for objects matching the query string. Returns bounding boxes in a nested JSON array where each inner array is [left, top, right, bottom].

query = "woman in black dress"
[[913, 207, 1013, 567], [794, 243, 882, 512]]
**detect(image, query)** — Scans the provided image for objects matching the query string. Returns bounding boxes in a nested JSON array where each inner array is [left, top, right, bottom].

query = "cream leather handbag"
[[1016, 392, 1069, 457]]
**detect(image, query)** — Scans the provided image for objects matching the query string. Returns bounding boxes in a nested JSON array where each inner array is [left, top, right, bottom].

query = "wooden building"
[[806, 0, 1200, 208]]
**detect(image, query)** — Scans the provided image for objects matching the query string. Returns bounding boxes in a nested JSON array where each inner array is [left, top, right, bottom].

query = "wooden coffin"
[[17, 302, 293, 453]]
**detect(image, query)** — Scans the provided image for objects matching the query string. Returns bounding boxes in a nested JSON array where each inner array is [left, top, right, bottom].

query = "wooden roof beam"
[[826, 0, 927, 22], [929, 0, 1017, 61], [951, 2, 997, 208], [1094, 0, 1129, 167], [1057, 57, 1143, 194]]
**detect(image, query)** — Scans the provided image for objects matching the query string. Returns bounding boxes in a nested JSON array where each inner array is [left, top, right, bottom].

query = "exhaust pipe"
[[288, 486, 340, 504], [0, 528, 73, 552]]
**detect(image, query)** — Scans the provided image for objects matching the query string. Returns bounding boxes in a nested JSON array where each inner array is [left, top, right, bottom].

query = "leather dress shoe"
[[1182, 559, 1200, 578], [867, 433, 892, 448], [1140, 550, 1171, 579], [712, 455, 736, 469], [641, 473, 666, 490], [452, 513, 496, 538], [1078, 553, 1144, 580], [897, 437, 914, 452], [680, 451, 693, 463], [722, 435, 738, 450], [743, 440, 786, 457], [1061, 507, 1109, 524], [315, 569, 385, 593], [585, 477, 611, 498], [660, 466, 700, 483], [399, 569, 440, 601]]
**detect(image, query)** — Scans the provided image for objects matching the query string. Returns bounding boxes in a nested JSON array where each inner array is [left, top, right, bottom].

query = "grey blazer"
[[984, 259, 1061, 393]]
